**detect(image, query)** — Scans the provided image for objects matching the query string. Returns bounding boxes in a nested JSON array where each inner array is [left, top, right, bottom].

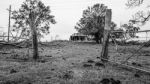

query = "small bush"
[[83, 63, 93, 67], [95, 62, 105, 68], [87, 59, 95, 63], [10, 69, 17, 74], [100, 78, 121, 84]]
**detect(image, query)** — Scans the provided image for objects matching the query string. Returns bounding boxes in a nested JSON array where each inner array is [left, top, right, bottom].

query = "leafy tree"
[[75, 3, 108, 44], [122, 22, 140, 38], [126, 0, 150, 25], [11, 0, 56, 59], [110, 21, 140, 43], [111, 21, 117, 30], [11, 0, 56, 40]]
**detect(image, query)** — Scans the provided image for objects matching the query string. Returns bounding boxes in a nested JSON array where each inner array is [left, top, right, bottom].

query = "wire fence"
[[0, 31, 27, 42], [108, 30, 150, 71]]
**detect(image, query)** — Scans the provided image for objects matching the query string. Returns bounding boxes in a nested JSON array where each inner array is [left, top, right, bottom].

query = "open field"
[[0, 40, 150, 84]]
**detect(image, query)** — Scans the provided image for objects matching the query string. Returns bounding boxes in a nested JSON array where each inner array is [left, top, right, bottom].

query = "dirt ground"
[[0, 40, 150, 84]]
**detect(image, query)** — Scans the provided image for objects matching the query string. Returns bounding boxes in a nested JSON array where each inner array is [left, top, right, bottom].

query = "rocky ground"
[[0, 40, 150, 84]]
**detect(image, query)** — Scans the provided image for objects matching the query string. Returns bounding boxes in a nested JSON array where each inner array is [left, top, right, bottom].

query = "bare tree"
[[126, 0, 144, 7], [126, 0, 150, 25]]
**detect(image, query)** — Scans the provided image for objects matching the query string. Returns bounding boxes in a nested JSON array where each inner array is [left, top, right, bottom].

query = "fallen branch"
[[0, 42, 24, 48]]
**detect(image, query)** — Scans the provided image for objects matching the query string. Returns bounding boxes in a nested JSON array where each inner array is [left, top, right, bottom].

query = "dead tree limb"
[[0, 42, 24, 48]]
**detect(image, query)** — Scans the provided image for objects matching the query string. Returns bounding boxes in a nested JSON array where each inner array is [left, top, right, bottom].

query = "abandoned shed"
[[70, 33, 88, 41]]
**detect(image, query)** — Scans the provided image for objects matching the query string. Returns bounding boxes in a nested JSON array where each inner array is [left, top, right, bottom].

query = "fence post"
[[8, 5, 11, 43], [101, 9, 112, 62]]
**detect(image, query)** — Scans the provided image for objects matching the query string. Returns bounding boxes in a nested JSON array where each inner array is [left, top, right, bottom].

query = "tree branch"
[[126, 0, 144, 7]]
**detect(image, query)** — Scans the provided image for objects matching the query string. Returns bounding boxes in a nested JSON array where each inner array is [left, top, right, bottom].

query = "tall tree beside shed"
[[75, 4, 107, 44], [11, 0, 56, 59]]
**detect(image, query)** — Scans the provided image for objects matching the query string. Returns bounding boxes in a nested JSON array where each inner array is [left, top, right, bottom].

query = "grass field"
[[0, 40, 150, 84]]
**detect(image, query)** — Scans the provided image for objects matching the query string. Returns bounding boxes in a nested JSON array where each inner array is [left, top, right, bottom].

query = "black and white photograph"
[[0, 0, 150, 84]]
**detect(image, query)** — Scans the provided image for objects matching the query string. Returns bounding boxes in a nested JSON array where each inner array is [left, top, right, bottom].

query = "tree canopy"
[[75, 3, 116, 43], [11, 0, 56, 59], [75, 4, 107, 35], [122, 22, 140, 38], [11, 0, 56, 39], [75, 3, 115, 43]]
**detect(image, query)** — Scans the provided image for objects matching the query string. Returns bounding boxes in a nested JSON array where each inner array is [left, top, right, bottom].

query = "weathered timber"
[[7, 5, 11, 43], [101, 9, 112, 62]]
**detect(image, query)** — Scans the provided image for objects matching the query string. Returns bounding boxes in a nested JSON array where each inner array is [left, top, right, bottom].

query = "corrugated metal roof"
[[71, 33, 87, 36]]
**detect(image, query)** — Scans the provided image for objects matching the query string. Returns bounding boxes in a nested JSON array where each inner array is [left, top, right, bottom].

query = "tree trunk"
[[32, 28, 39, 59], [94, 32, 103, 44], [30, 11, 39, 60], [94, 33, 100, 44], [99, 36, 102, 44]]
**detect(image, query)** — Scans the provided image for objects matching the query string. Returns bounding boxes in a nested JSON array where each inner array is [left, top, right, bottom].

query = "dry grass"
[[0, 40, 150, 84]]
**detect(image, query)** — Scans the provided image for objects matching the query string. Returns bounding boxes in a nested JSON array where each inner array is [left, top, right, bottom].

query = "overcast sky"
[[0, 0, 150, 41]]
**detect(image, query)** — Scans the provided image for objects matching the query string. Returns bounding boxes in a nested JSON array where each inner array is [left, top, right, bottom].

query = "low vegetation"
[[0, 40, 150, 84]]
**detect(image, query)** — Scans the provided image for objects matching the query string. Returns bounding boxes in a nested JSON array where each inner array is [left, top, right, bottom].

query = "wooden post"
[[2, 33, 5, 41], [30, 10, 39, 60], [101, 9, 112, 62], [8, 5, 11, 43], [146, 32, 148, 41]]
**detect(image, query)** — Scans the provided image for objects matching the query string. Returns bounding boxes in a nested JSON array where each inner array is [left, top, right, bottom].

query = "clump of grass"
[[78, 80, 98, 84], [100, 78, 121, 84], [134, 73, 140, 78], [1, 72, 34, 84], [87, 59, 95, 63], [83, 63, 93, 67], [10, 69, 18, 74], [11, 54, 19, 59], [131, 62, 142, 67], [95, 62, 105, 68], [61, 70, 74, 80]]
